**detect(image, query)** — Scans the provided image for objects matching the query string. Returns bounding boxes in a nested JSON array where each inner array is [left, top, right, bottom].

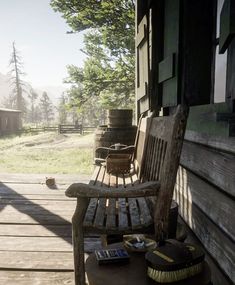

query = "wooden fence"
[[58, 124, 83, 134], [20, 125, 96, 135], [23, 126, 58, 133]]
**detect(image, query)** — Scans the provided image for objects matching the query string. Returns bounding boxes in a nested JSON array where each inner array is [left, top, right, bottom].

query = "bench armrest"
[[65, 181, 160, 199]]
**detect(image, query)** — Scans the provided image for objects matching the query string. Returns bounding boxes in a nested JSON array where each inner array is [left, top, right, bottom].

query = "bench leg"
[[72, 198, 89, 285], [72, 220, 85, 285]]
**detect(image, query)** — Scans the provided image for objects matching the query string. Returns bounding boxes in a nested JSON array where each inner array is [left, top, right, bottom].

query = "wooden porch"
[[0, 173, 101, 285]]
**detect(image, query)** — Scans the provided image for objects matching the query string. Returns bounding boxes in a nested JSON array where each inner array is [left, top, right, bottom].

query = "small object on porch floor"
[[45, 177, 55, 187], [95, 248, 130, 265], [145, 239, 205, 283]]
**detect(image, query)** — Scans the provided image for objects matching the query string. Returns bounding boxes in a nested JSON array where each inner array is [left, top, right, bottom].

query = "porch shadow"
[[0, 182, 72, 244]]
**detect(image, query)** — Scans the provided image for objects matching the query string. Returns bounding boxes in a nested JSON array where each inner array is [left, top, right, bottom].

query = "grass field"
[[0, 132, 94, 174]]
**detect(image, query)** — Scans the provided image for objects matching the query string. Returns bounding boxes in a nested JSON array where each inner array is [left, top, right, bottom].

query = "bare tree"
[[8, 42, 27, 112]]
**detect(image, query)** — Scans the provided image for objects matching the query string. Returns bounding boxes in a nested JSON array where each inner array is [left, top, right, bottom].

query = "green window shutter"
[[136, 15, 150, 114]]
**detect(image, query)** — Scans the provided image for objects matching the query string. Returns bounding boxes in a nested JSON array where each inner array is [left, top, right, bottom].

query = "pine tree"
[[28, 87, 38, 124], [39, 92, 54, 125], [58, 93, 68, 124]]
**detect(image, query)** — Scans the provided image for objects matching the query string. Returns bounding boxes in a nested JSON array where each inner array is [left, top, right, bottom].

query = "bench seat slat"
[[124, 172, 135, 187], [83, 198, 98, 227], [128, 198, 141, 230], [84, 165, 104, 227], [106, 198, 117, 230], [117, 174, 128, 230], [137, 197, 153, 227], [93, 198, 107, 228], [89, 165, 102, 186], [118, 198, 129, 230], [96, 164, 107, 186]]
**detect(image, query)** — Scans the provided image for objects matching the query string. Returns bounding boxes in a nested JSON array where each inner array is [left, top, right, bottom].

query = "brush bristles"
[[147, 262, 203, 283]]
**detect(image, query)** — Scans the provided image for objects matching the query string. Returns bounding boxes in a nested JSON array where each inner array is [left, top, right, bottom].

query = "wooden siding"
[[174, 131, 235, 285], [0, 109, 21, 135]]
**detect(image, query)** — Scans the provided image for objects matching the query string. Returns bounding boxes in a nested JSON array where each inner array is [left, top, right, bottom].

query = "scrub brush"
[[145, 239, 205, 283]]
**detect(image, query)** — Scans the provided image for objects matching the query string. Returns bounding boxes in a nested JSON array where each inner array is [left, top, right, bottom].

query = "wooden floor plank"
[[0, 199, 76, 206], [0, 224, 72, 237], [0, 185, 67, 195], [0, 211, 71, 225], [0, 174, 102, 284], [0, 173, 90, 184], [0, 194, 73, 200], [0, 251, 74, 270], [0, 236, 73, 252], [0, 236, 101, 252], [0, 271, 75, 285]]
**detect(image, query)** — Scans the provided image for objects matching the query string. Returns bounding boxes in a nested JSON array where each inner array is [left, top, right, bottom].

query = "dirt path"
[[0, 133, 94, 150]]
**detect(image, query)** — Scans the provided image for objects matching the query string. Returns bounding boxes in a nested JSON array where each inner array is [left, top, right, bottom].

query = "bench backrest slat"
[[133, 117, 149, 175], [135, 105, 189, 239]]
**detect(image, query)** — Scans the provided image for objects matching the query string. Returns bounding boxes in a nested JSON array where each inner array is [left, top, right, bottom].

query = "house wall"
[[174, 124, 235, 285], [136, 1, 234, 282], [0, 111, 21, 135]]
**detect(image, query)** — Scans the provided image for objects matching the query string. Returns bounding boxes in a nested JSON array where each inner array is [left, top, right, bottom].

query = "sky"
[[0, 0, 86, 89]]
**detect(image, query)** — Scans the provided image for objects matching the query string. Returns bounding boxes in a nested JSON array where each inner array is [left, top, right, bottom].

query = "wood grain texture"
[[180, 141, 235, 197], [0, 251, 74, 270], [66, 181, 160, 198], [153, 105, 189, 239], [179, 217, 233, 285], [185, 130, 235, 154], [0, 192, 72, 200], [105, 198, 116, 230], [175, 166, 235, 241], [176, 192, 235, 282], [0, 212, 71, 225], [0, 271, 75, 285], [93, 198, 106, 228], [0, 177, 104, 285], [0, 173, 90, 184], [0, 236, 72, 251], [0, 224, 71, 237]]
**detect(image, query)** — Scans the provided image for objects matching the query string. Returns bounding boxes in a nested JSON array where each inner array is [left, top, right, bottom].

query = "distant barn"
[[0, 108, 22, 136]]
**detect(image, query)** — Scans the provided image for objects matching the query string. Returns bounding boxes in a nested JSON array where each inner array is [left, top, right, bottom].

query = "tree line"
[[3, 42, 82, 126], [4, 1, 135, 128], [2, 42, 55, 126]]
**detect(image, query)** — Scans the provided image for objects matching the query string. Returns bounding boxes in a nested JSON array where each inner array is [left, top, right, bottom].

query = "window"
[[214, 0, 227, 103]]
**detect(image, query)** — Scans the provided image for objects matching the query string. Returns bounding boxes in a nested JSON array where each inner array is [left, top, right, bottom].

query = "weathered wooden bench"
[[66, 105, 188, 285]]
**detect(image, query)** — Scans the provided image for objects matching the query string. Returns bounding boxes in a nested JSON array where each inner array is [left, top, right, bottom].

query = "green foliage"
[[51, 0, 135, 112], [51, 0, 135, 55]]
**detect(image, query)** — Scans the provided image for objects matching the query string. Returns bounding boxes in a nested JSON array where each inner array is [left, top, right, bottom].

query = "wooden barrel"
[[107, 109, 133, 128], [94, 125, 137, 158]]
